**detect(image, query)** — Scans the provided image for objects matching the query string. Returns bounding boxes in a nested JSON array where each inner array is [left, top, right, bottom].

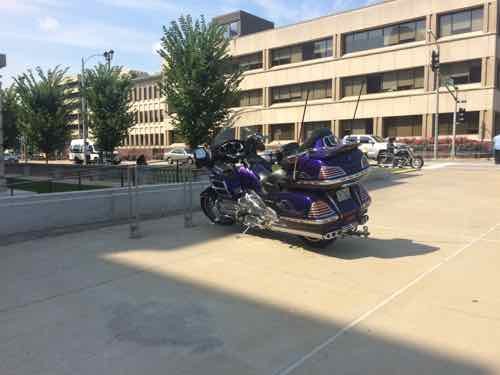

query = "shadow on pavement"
[[0, 216, 491, 375]]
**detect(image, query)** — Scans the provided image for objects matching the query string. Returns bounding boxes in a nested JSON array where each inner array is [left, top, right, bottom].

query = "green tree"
[[84, 64, 135, 157], [14, 66, 71, 163], [1, 85, 21, 150], [158, 15, 242, 148]]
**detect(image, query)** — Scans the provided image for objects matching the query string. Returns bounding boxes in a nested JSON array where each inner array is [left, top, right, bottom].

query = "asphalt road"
[[1, 162, 499, 375]]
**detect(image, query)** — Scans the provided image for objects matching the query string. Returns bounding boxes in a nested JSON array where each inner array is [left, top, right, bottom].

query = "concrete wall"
[[0, 182, 206, 239]]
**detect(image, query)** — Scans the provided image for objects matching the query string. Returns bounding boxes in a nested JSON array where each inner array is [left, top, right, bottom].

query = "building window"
[[383, 115, 422, 137], [440, 59, 481, 86], [270, 123, 295, 141], [154, 110, 158, 122], [340, 119, 374, 136], [223, 20, 240, 38], [343, 18, 425, 54], [148, 86, 152, 100], [439, 7, 483, 37], [271, 38, 333, 67], [155, 134, 159, 145], [138, 87, 142, 101], [171, 131, 184, 144], [139, 112, 143, 123], [159, 109, 164, 122], [149, 110, 154, 123], [437, 112, 480, 135], [154, 86, 159, 99], [139, 134, 144, 146], [242, 125, 263, 136], [160, 133, 165, 146], [239, 89, 263, 107], [342, 67, 424, 97], [234, 52, 263, 71], [303, 121, 331, 140], [271, 80, 332, 104]]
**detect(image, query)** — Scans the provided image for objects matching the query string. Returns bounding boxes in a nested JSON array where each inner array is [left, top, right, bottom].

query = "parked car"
[[342, 134, 402, 160], [163, 147, 194, 164], [3, 150, 20, 164]]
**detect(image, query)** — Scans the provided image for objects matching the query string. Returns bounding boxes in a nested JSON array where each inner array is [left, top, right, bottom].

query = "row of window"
[[232, 6, 484, 71], [134, 109, 165, 124], [344, 18, 426, 54], [342, 113, 480, 137], [240, 112, 480, 142], [130, 85, 160, 102], [239, 89, 263, 106], [124, 133, 166, 147], [271, 80, 332, 104], [271, 38, 333, 67], [237, 59, 482, 107], [342, 67, 424, 97]]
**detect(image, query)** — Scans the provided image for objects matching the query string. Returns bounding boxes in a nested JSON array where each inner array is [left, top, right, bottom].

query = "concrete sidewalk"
[[1, 166, 500, 375]]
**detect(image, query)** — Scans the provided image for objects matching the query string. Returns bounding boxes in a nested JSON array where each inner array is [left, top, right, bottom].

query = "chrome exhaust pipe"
[[269, 225, 324, 240]]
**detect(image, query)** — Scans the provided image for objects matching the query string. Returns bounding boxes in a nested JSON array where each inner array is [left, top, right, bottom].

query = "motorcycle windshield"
[[301, 128, 339, 150], [211, 126, 256, 147]]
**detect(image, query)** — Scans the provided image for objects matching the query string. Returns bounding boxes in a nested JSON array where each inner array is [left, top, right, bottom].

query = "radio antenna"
[[298, 88, 310, 144], [352, 80, 365, 121]]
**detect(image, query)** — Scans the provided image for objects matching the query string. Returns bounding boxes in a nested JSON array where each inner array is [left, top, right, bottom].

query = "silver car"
[[163, 147, 194, 164], [3, 150, 20, 164]]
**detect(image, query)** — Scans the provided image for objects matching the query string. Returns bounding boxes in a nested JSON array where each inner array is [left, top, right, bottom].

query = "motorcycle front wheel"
[[201, 194, 234, 225], [411, 156, 424, 169], [300, 236, 336, 249]]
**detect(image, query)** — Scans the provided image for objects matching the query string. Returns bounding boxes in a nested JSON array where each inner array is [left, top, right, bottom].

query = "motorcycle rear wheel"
[[300, 236, 336, 248], [411, 156, 424, 169]]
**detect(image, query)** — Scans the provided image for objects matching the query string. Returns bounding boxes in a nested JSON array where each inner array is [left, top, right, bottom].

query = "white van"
[[69, 139, 100, 163]]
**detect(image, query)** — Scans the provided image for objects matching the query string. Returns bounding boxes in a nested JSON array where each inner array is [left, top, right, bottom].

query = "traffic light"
[[431, 50, 440, 72], [457, 108, 466, 123]]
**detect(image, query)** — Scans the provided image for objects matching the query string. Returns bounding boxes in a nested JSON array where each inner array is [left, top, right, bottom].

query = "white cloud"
[[0, 22, 159, 55], [97, 0, 179, 11], [0, 0, 67, 14], [39, 16, 60, 32]]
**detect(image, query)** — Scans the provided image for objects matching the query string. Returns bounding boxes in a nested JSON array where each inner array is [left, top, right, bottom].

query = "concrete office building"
[[61, 75, 82, 139], [226, 0, 500, 145], [120, 0, 500, 156], [121, 73, 173, 159]]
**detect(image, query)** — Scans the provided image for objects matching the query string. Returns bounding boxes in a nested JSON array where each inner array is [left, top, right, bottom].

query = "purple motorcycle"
[[194, 127, 371, 248]]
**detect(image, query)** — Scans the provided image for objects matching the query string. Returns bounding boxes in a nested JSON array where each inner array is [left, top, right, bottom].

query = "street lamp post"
[[81, 50, 114, 165], [427, 29, 440, 160], [0, 53, 6, 193]]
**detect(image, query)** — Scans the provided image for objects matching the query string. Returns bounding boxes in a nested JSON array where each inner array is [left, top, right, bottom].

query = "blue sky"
[[0, 0, 373, 86]]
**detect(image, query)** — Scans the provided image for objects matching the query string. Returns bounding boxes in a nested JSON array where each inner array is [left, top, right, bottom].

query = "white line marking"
[[273, 222, 500, 375]]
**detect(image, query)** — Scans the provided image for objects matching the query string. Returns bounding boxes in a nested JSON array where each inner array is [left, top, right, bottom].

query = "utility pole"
[[428, 30, 440, 160], [0, 53, 6, 193]]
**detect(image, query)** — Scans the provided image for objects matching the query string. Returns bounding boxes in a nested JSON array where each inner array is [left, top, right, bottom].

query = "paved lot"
[[1, 162, 500, 375]]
